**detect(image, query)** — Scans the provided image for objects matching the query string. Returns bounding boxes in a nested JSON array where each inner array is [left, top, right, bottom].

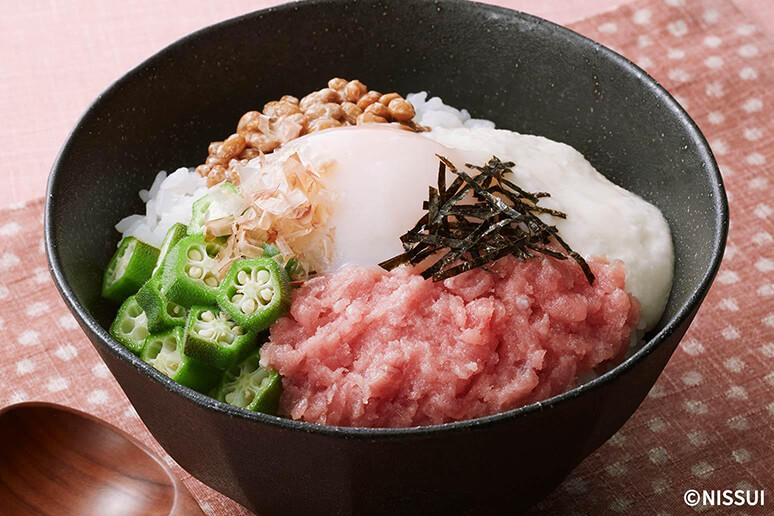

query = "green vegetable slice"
[[183, 306, 257, 370], [109, 296, 150, 355], [152, 223, 188, 278], [161, 235, 225, 307], [187, 183, 239, 235], [215, 350, 282, 414], [188, 195, 212, 236], [261, 242, 281, 258], [102, 237, 159, 303], [284, 257, 304, 282], [216, 258, 290, 332], [141, 327, 222, 393], [136, 278, 188, 333]]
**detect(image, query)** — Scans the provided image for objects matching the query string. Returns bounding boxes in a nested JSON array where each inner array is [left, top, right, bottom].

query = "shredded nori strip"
[[378, 155, 595, 284]]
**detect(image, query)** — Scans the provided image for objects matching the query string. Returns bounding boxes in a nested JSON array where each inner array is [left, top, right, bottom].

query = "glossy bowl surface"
[[46, 0, 727, 514]]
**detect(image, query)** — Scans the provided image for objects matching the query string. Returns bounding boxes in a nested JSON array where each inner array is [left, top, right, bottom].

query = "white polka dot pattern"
[[0, 222, 21, 236], [0, 253, 20, 271]]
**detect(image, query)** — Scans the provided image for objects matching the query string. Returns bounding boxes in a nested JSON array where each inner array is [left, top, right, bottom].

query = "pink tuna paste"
[[261, 256, 640, 427]]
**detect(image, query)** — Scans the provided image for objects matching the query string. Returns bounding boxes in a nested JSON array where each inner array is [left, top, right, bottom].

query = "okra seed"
[[204, 275, 219, 287], [199, 328, 215, 339], [188, 248, 204, 261], [242, 299, 257, 314], [237, 270, 249, 285], [231, 293, 244, 303], [167, 303, 183, 317], [187, 266, 203, 279], [225, 392, 236, 404], [260, 288, 274, 302], [201, 311, 215, 322], [120, 320, 135, 334], [256, 270, 270, 283], [170, 362, 179, 371], [243, 390, 254, 400], [233, 326, 244, 335]]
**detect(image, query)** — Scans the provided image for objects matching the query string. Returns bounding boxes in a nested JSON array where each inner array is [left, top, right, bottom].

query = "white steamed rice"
[[406, 92, 495, 129], [116, 168, 208, 248]]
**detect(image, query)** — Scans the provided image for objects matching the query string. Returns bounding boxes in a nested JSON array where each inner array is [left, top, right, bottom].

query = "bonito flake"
[[206, 151, 337, 279]]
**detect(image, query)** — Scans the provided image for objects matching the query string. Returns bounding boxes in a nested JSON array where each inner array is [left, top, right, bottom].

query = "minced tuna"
[[261, 256, 640, 428]]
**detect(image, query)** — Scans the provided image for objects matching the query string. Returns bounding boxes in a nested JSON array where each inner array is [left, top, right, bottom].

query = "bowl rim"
[[45, 0, 728, 438]]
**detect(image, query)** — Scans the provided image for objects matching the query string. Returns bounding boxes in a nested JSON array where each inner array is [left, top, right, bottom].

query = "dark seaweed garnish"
[[379, 155, 595, 284]]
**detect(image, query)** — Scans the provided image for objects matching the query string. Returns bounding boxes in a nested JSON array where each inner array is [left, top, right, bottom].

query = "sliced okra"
[[259, 241, 305, 280], [215, 350, 282, 415], [161, 235, 225, 307], [261, 242, 305, 281], [102, 237, 159, 303], [136, 278, 188, 333], [152, 223, 188, 278], [109, 296, 150, 355], [141, 327, 222, 394], [188, 195, 212, 236], [261, 242, 280, 258], [183, 306, 257, 370], [187, 182, 238, 235], [216, 258, 290, 332], [284, 257, 304, 282]]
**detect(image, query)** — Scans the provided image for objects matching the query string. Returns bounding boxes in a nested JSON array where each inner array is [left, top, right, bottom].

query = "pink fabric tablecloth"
[[1, 0, 773, 515]]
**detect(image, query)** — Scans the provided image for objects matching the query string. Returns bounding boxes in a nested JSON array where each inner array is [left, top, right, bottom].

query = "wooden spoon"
[[0, 402, 205, 516]]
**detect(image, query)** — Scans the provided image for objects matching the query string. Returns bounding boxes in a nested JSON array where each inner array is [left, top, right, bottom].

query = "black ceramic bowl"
[[45, 1, 727, 514]]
